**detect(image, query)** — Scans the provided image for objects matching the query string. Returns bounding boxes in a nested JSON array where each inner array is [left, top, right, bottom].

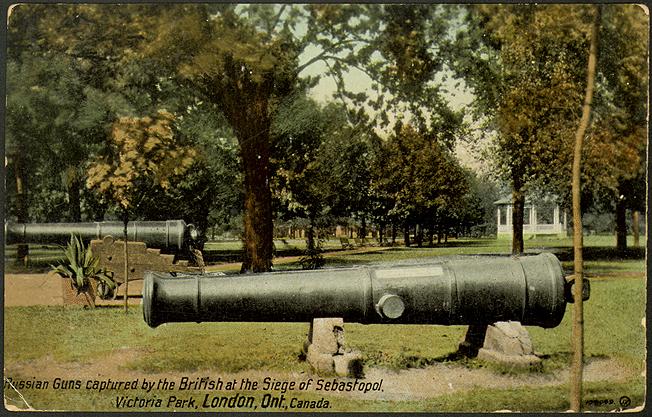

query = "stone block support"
[[459, 321, 541, 367], [303, 318, 363, 377]]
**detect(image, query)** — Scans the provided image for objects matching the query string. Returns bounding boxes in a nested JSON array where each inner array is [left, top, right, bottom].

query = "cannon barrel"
[[5, 220, 198, 251], [143, 253, 569, 329]]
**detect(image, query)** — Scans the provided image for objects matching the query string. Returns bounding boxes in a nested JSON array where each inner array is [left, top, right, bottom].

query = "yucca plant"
[[51, 234, 116, 308]]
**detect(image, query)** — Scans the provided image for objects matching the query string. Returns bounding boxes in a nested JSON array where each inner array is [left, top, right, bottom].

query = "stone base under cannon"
[[303, 319, 540, 378], [302, 318, 364, 378], [459, 321, 541, 367]]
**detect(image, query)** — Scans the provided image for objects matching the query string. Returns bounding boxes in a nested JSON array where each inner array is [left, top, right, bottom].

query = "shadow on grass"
[[323, 247, 512, 265], [323, 257, 373, 267], [554, 246, 645, 262], [393, 350, 613, 375], [8, 241, 643, 274], [374, 350, 584, 376], [4, 259, 61, 274], [380, 239, 501, 249], [203, 247, 318, 263], [363, 350, 487, 374]]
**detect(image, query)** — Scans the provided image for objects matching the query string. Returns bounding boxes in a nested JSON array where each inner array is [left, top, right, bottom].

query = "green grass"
[[4, 236, 646, 412], [4, 307, 311, 373], [4, 274, 645, 412], [531, 277, 645, 371]]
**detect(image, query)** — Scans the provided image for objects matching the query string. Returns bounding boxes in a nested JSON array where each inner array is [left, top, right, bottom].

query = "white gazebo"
[[494, 196, 567, 238]]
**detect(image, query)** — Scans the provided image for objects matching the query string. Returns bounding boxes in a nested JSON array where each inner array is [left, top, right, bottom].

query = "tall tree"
[[7, 4, 176, 224], [138, 4, 463, 271], [8, 4, 466, 272], [271, 95, 343, 257], [139, 5, 309, 272], [581, 5, 648, 251], [452, 4, 647, 253], [6, 51, 103, 223], [450, 5, 596, 254]]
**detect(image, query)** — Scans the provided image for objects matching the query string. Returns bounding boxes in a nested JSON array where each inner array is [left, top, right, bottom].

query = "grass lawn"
[[3, 237, 646, 412]]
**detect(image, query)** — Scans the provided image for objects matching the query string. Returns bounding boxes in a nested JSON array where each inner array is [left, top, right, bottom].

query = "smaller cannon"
[[6, 220, 202, 299], [143, 253, 574, 329], [5, 220, 199, 251]]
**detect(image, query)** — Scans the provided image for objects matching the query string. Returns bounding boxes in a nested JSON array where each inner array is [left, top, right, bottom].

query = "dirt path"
[[4, 273, 67, 307], [204, 245, 392, 272], [4, 272, 143, 307]]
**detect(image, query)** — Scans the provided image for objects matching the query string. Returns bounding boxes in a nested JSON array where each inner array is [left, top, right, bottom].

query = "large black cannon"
[[143, 252, 574, 328], [5, 220, 199, 251]]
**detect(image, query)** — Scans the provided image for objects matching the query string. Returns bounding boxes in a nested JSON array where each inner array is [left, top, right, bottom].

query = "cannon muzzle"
[[5, 220, 198, 251], [143, 253, 571, 329]]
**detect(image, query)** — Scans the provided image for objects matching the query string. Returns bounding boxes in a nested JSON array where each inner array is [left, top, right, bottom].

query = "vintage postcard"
[[3, 3, 647, 413]]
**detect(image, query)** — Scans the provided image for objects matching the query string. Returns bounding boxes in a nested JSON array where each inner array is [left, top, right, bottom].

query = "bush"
[[51, 235, 116, 307]]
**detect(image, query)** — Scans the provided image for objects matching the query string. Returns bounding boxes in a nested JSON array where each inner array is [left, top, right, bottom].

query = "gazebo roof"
[[493, 194, 558, 205], [493, 196, 512, 205]]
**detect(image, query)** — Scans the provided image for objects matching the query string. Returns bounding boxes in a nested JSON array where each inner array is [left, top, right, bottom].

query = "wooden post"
[[632, 210, 640, 247], [570, 5, 600, 411], [123, 214, 129, 313], [14, 156, 29, 265]]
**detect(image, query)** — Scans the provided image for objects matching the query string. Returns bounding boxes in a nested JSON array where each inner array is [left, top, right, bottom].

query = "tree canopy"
[[5, 3, 647, 266], [449, 4, 647, 252]]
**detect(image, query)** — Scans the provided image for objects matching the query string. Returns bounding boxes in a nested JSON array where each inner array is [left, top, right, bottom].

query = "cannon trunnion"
[[143, 253, 569, 329]]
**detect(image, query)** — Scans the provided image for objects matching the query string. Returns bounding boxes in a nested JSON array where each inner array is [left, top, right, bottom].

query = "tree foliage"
[[6, 50, 106, 222], [86, 110, 196, 210], [134, 4, 466, 269], [582, 6, 647, 203], [377, 123, 469, 244]]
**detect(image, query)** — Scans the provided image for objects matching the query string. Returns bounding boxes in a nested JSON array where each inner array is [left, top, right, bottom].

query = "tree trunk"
[[379, 223, 385, 245], [14, 156, 29, 264], [428, 227, 434, 247], [416, 224, 423, 247], [360, 217, 367, 240], [615, 197, 627, 252], [632, 210, 640, 247], [403, 224, 410, 247], [511, 186, 525, 255], [238, 127, 274, 273], [391, 223, 397, 245], [68, 174, 82, 222], [570, 6, 600, 411], [306, 223, 315, 250]]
